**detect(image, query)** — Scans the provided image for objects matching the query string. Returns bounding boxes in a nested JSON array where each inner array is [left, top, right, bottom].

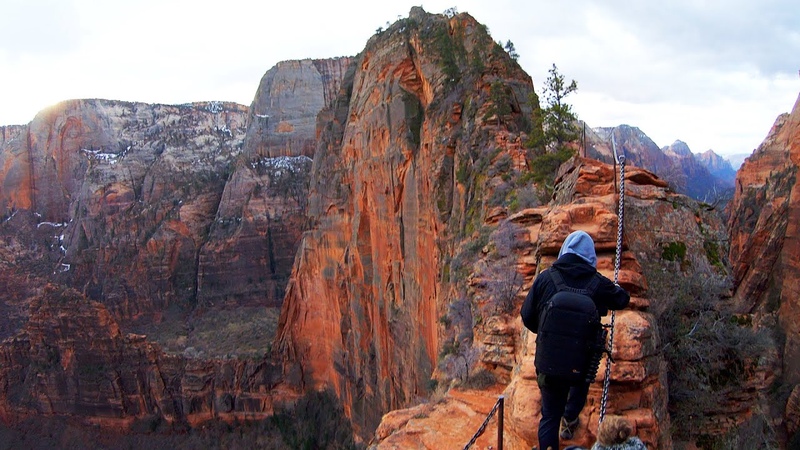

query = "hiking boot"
[[559, 416, 580, 440]]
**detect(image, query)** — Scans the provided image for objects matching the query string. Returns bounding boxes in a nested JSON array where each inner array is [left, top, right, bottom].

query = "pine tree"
[[539, 63, 579, 151], [525, 64, 580, 190], [504, 40, 519, 61]]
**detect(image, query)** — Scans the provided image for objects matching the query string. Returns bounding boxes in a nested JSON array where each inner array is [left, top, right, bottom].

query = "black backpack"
[[534, 267, 606, 384]]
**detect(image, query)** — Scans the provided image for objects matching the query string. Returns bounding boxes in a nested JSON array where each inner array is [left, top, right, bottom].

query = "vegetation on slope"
[[645, 258, 777, 448]]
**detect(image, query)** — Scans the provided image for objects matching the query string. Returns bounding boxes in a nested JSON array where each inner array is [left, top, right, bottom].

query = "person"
[[590, 415, 646, 450], [520, 230, 630, 450]]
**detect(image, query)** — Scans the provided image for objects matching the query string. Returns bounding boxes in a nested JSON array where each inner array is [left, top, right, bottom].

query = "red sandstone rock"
[[1, 5, 788, 450], [372, 153, 734, 448], [274, 6, 539, 439], [0, 284, 288, 426], [729, 94, 800, 328], [728, 92, 800, 439]]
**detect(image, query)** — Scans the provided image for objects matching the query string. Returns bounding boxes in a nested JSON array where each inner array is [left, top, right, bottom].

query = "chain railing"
[[463, 395, 504, 450], [599, 130, 626, 424]]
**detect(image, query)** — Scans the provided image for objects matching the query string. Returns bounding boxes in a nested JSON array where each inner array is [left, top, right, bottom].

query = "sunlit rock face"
[[0, 78, 351, 317], [274, 6, 538, 438], [0, 99, 251, 316], [0, 56, 351, 436]]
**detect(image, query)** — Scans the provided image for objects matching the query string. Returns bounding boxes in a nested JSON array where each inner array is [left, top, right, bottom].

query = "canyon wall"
[[0, 59, 351, 320], [0, 284, 284, 427], [2, 5, 793, 448], [0, 58, 351, 437], [728, 93, 800, 440], [274, 6, 536, 437]]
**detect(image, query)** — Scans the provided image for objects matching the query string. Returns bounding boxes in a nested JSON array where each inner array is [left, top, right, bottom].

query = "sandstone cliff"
[[274, 6, 535, 438], [0, 74, 348, 322], [244, 57, 353, 158], [728, 92, 800, 442], [372, 156, 700, 449], [0, 284, 284, 428], [0, 99, 249, 315], [0, 58, 352, 432]]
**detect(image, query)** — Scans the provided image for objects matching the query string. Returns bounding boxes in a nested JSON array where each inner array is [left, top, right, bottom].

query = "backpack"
[[534, 267, 606, 384]]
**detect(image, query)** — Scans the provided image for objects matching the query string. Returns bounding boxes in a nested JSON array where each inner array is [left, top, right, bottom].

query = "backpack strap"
[[548, 267, 570, 291], [548, 267, 601, 296], [585, 274, 601, 296]]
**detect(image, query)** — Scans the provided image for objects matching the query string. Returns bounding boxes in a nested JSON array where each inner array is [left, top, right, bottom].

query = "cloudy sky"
[[1, 0, 798, 158]]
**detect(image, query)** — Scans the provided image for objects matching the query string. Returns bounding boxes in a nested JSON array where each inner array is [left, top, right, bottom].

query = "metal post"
[[498, 395, 504, 450], [582, 122, 586, 158]]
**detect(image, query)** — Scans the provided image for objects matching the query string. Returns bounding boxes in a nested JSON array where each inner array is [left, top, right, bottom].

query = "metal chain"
[[463, 396, 503, 450], [613, 157, 625, 285], [599, 155, 625, 424]]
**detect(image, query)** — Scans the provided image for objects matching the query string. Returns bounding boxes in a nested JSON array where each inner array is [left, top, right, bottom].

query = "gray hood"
[[558, 230, 597, 268]]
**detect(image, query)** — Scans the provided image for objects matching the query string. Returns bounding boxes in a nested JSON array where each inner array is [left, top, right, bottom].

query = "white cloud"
[[1, 0, 798, 158], [0, 0, 82, 57]]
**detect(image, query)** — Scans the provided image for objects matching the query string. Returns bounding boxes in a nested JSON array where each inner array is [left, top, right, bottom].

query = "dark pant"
[[538, 374, 590, 450]]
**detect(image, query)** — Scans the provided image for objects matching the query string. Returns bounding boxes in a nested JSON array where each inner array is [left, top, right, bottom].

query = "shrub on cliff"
[[646, 262, 775, 447], [270, 390, 357, 450], [481, 220, 526, 315]]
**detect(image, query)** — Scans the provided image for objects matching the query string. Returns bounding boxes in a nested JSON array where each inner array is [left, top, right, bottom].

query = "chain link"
[[599, 156, 625, 424], [464, 396, 503, 450], [613, 157, 625, 285]]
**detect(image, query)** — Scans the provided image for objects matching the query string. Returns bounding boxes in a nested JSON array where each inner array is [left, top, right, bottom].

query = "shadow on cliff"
[[0, 389, 357, 450]]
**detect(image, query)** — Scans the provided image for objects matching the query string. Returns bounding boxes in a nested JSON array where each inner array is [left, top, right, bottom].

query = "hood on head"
[[558, 230, 597, 268]]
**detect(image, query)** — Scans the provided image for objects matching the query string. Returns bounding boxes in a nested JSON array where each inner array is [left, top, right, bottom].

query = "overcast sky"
[[1, 0, 798, 157]]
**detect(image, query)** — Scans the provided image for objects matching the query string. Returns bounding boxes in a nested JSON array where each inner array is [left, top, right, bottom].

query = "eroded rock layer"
[[0, 284, 284, 426], [275, 6, 535, 437], [728, 93, 800, 437]]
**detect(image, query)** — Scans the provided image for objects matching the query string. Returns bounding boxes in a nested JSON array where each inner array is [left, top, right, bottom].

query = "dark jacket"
[[520, 253, 630, 333]]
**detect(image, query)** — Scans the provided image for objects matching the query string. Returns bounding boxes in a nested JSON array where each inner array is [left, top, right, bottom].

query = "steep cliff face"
[[0, 99, 247, 315], [728, 92, 800, 437], [0, 284, 284, 427], [274, 6, 535, 437], [195, 154, 311, 309], [0, 94, 326, 320], [0, 84, 334, 439], [0, 78, 349, 441], [244, 57, 353, 158]]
